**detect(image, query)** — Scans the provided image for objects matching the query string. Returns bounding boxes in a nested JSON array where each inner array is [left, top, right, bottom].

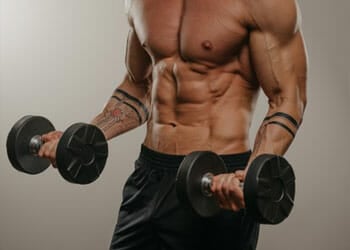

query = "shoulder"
[[247, 0, 302, 37]]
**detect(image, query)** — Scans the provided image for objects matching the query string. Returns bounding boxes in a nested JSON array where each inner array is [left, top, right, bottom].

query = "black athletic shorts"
[[110, 145, 259, 250]]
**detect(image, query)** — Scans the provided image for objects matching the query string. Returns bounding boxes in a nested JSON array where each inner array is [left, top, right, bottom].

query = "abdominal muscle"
[[143, 56, 259, 155]]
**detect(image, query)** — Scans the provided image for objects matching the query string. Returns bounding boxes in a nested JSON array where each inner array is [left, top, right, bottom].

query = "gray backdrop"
[[0, 1, 349, 249]]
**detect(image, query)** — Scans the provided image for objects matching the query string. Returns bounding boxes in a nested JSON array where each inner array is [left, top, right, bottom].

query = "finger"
[[52, 131, 63, 140], [47, 142, 57, 162], [223, 174, 241, 211], [224, 174, 244, 211], [42, 133, 55, 143], [38, 141, 57, 162], [42, 131, 62, 142], [44, 143, 54, 159], [222, 174, 235, 199], [38, 142, 50, 158], [212, 175, 227, 209], [229, 178, 245, 210], [217, 174, 235, 210]]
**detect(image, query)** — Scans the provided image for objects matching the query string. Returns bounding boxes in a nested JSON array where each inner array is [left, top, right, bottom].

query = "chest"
[[128, 0, 250, 64]]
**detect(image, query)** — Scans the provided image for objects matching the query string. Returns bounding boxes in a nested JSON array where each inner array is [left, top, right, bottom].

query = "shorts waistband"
[[137, 144, 251, 171]]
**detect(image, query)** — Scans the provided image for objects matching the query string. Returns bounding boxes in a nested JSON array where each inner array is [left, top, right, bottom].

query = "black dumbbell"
[[6, 116, 108, 185], [176, 151, 295, 224]]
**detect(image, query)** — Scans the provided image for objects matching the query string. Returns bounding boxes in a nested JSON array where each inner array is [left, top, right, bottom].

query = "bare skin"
[[39, 0, 307, 212]]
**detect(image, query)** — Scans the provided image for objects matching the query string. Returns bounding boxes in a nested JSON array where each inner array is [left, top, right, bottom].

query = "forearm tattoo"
[[264, 112, 300, 138], [266, 121, 295, 138], [94, 89, 149, 135], [264, 112, 300, 129], [115, 89, 149, 121]]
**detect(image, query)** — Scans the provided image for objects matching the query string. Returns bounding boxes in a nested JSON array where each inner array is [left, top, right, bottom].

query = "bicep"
[[118, 28, 153, 102], [125, 28, 153, 84], [249, 28, 307, 118], [248, 0, 307, 117], [250, 29, 307, 98]]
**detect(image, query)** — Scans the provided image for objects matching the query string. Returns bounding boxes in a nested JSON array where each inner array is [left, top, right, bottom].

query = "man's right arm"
[[91, 28, 153, 140], [39, 25, 152, 161]]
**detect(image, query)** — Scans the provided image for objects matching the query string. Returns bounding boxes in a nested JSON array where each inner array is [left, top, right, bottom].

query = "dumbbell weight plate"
[[56, 123, 108, 185], [6, 116, 55, 174], [176, 151, 227, 217], [244, 154, 295, 224]]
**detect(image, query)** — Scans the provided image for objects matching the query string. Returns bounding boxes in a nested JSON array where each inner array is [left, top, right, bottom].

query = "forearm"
[[248, 98, 306, 167], [91, 76, 150, 140]]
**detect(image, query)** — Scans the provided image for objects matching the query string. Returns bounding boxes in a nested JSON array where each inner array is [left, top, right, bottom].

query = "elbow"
[[298, 96, 307, 126], [292, 94, 307, 125], [298, 85, 307, 116], [301, 96, 307, 113]]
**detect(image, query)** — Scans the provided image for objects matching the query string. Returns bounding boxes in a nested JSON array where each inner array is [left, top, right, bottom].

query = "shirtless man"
[[39, 0, 307, 249]]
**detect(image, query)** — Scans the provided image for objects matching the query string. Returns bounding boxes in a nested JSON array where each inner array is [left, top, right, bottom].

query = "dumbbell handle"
[[29, 135, 44, 155], [201, 173, 244, 197]]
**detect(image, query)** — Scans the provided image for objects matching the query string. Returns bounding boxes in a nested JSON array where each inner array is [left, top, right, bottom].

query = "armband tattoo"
[[264, 112, 300, 128], [266, 121, 295, 138], [115, 89, 149, 121]]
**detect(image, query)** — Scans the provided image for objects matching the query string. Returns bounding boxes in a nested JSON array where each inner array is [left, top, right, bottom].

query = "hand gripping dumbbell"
[[6, 116, 108, 185], [176, 151, 295, 224]]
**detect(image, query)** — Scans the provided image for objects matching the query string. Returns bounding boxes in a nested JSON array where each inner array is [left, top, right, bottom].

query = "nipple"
[[202, 40, 213, 51]]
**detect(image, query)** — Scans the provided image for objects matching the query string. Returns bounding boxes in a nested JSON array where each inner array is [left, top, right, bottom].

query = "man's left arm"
[[210, 0, 307, 211], [247, 0, 308, 165]]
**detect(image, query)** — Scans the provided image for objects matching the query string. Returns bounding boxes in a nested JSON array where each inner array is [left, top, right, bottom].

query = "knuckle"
[[53, 132, 62, 139]]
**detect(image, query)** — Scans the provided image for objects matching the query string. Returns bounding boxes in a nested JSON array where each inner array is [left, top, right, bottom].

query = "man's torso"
[[127, 0, 260, 155]]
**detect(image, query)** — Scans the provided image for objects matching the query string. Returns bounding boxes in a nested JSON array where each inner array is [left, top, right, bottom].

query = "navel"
[[202, 40, 213, 51]]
